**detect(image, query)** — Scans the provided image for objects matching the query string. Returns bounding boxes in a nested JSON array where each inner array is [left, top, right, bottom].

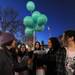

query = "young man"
[[56, 30, 75, 75], [0, 32, 28, 75]]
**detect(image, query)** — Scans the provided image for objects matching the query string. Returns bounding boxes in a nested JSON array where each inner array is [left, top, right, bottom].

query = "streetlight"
[[47, 26, 51, 37]]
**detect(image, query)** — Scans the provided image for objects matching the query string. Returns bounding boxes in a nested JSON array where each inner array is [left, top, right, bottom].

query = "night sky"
[[0, 0, 75, 43]]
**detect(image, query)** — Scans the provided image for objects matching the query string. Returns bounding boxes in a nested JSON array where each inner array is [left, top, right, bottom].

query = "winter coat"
[[0, 47, 28, 75]]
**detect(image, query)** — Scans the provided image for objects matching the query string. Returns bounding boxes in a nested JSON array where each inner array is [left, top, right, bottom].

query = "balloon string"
[[33, 31, 36, 46]]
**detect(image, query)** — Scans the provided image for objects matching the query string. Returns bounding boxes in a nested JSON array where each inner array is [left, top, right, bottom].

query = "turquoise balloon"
[[23, 16, 34, 28], [25, 27, 34, 36], [32, 11, 41, 23], [26, 1, 35, 12], [37, 14, 48, 26], [35, 25, 45, 32]]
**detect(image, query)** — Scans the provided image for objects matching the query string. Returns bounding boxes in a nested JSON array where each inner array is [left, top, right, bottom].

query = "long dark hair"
[[34, 41, 41, 50], [64, 30, 75, 42], [49, 37, 61, 50]]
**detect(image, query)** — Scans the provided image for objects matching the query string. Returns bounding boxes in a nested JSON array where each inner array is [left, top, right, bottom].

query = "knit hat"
[[0, 32, 16, 46]]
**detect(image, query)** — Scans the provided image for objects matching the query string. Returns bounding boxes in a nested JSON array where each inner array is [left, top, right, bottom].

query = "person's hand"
[[17, 56, 21, 63], [27, 58, 33, 70], [28, 58, 32, 65]]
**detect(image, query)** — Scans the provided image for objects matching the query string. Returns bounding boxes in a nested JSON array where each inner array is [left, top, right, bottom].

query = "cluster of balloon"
[[23, 1, 48, 36]]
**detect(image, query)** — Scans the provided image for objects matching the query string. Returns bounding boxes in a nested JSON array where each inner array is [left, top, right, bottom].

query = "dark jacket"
[[0, 47, 28, 75], [33, 49, 46, 75], [0, 48, 14, 75], [56, 47, 66, 75], [45, 48, 57, 75]]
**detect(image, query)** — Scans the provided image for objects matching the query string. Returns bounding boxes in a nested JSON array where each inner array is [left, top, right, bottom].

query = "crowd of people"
[[0, 29, 75, 75]]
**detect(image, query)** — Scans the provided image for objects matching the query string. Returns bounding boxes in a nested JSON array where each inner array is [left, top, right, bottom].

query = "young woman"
[[33, 41, 45, 75], [46, 37, 61, 75]]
